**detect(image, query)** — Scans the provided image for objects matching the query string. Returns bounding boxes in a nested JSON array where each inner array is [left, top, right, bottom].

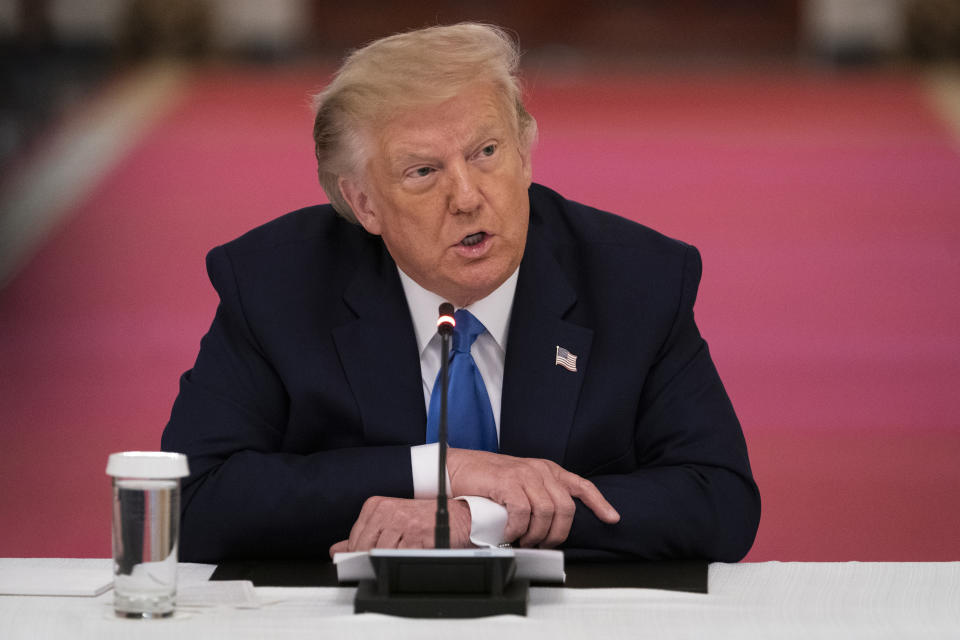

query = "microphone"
[[346, 301, 530, 617], [435, 303, 455, 549]]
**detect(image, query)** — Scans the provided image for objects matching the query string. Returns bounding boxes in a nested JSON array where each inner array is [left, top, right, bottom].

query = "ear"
[[519, 143, 533, 187], [338, 175, 382, 235]]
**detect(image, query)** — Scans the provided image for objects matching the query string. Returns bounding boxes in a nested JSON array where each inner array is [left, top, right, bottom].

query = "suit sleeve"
[[565, 246, 761, 561], [161, 245, 414, 562]]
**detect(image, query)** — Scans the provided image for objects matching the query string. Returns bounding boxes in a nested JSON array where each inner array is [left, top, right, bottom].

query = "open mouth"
[[460, 232, 486, 247]]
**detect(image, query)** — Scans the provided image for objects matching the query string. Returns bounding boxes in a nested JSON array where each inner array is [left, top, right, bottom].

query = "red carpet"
[[1, 66, 958, 560]]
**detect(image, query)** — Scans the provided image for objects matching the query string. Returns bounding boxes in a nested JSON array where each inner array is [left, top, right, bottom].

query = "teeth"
[[462, 233, 484, 246]]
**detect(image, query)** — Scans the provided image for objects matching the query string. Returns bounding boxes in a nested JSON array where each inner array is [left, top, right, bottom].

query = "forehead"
[[372, 83, 515, 161]]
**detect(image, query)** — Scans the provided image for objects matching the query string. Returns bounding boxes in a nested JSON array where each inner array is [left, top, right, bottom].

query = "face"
[[339, 82, 532, 307]]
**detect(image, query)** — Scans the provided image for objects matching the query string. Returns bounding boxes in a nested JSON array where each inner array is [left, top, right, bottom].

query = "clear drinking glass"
[[106, 452, 189, 618]]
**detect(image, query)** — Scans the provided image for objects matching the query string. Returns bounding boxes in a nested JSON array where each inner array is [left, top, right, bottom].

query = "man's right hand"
[[446, 449, 620, 548]]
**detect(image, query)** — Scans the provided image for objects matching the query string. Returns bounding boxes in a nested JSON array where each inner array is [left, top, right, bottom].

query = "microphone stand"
[[435, 308, 452, 549], [351, 303, 527, 618]]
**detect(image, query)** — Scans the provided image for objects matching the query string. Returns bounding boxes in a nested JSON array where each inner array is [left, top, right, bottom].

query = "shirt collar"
[[398, 267, 519, 356]]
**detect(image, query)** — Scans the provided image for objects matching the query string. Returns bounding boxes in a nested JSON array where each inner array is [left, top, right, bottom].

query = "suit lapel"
[[500, 228, 593, 464], [332, 241, 426, 446]]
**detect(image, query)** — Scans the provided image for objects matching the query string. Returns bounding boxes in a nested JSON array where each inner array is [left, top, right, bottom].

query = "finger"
[[346, 496, 381, 549], [346, 518, 367, 553], [448, 500, 473, 549], [515, 479, 556, 548], [497, 487, 533, 543], [351, 525, 386, 552], [538, 484, 576, 548], [353, 504, 388, 551], [564, 474, 620, 523], [375, 527, 402, 549], [349, 497, 392, 551], [397, 525, 434, 549], [398, 535, 422, 549], [329, 539, 349, 558]]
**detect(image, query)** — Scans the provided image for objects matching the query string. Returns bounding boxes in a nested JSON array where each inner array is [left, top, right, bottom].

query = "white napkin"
[[0, 567, 113, 597]]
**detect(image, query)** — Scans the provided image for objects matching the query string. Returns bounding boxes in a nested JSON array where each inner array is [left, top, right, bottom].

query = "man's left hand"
[[328, 497, 473, 557]]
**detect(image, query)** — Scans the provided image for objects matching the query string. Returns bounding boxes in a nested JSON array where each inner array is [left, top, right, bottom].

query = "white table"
[[1, 558, 958, 639]]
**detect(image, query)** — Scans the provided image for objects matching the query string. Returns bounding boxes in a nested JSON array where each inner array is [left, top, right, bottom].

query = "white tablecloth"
[[1, 558, 958, 639]]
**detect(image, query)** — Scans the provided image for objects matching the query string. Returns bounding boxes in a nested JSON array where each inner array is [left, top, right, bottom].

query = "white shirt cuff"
[[455, 496, 509, 548], [411, 445, 507, 547], [410, 443, 449, 498]]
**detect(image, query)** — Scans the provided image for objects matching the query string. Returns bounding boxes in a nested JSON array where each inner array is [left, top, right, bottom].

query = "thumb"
[[329, 539, 349, 558]]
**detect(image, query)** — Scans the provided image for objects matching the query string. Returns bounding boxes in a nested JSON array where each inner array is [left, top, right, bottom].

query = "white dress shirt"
[[398, 267, 517, 547]]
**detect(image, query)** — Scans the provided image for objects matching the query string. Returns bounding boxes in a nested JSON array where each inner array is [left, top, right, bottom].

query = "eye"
[[480, 144, 497, 157], [411, 166, 434, 178]]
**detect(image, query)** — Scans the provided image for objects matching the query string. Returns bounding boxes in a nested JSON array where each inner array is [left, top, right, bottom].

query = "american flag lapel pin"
[[555, 345, 578, 372]]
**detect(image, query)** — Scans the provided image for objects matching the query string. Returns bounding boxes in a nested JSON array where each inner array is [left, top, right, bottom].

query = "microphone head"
[[437, 302, 455, 336]]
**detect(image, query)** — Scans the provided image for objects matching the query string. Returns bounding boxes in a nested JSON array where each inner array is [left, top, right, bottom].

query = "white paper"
[[177, 580, 260, 608], [176, 562, 218, 585], [333, 551, 375, 581], [0, 567, 113, 597], [512, 548, 566, 583], [333, 548, 565, 583]]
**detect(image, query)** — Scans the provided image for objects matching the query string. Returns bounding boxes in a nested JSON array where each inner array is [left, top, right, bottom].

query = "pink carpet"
[[1, 66, 958, 560]]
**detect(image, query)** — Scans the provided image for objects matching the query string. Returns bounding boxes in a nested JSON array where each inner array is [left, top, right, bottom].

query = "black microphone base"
[[355, 577, 529, 618], [353, 551, 529, 618]]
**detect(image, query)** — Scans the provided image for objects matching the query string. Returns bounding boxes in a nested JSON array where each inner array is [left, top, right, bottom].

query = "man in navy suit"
[[161, 23, 760, 562]]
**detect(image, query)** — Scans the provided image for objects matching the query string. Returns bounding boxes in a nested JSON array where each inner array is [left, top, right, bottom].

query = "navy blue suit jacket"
[[161, 183, 760, 562]]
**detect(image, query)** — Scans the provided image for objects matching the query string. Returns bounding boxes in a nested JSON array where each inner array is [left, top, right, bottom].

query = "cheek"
[[496, 179, 530, 230], [392, 214, 443, 260]]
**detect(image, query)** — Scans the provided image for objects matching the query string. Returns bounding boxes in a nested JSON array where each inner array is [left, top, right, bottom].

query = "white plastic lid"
[[106, 451, 189, 479]]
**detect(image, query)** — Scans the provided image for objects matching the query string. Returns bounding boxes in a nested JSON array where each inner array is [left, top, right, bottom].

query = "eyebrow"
[[386, 118, 508, 172], [390, 150, 435, 167], [383, 151, 435, 179]]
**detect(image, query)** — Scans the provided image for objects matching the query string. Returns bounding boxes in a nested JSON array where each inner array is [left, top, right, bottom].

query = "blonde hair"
[[312, 23, 537, 222]]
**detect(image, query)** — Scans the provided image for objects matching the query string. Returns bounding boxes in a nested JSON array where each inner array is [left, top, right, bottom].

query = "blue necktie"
[[426, 309, 498, 452]]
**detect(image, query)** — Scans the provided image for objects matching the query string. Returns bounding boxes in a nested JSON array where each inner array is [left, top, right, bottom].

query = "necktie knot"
[[452, 309, 485, 353]]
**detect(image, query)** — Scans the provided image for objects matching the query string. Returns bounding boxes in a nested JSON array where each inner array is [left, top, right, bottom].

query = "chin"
[[440, 256, 519, 305], [451, 279, 504, 307]]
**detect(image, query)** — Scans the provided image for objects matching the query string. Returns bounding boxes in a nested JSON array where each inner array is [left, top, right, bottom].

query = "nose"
[[447, 161, 482, 214]]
